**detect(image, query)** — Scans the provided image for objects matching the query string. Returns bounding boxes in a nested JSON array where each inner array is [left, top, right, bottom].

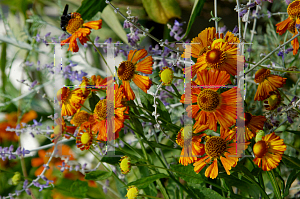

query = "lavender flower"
[[232, 25, 238, 33]]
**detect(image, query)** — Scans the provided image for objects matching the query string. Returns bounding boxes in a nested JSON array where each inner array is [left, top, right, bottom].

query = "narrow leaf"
[[283, 169, 300, 197], [182, 0, 205, 39], [126, 173, 169, 189], [142, 0, 181, 24], [101, 6, 129, 44], [77, 0, 109, 20], [85, 170, 112, 181]]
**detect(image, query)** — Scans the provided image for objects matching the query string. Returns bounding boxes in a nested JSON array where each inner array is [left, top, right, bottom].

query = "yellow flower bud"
[[126, 185, 138, 199], [159, 67, 174, 86], [120, 156, 131, 174], [12, 172, 21, 185], [255, 130, 265, 142]]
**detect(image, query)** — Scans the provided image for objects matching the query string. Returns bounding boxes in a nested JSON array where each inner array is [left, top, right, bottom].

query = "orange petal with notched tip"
[[132, 74, 151, 93], [276, 18, 292, 35]]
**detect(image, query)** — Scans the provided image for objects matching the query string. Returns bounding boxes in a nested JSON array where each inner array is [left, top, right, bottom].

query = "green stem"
[[88, 37, 114, 77], [89, 148, 126, 186], [278, 89, 300, 114], [245, 61, 300, 74], [267, 170, 282, 199], [135, 133, 170, 199], [152, 81, 181, 99], [138, 195, 163, 199], [244, 32, 300, 75], [283, 154, 300, 168], [243, 174, 270, 199], [118, 136, 144, 158]]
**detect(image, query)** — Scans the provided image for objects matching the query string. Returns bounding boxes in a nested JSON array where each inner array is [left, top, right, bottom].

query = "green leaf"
[[182, 0, 205, 39], [85, 170, 112, 181], [282, 154, 300, 169], [191, 187, 224, 199], [77, 0, 109, 20], [219, 173, 260, 198], [100, 151, 124, 165], [89, 92, 100, 111], [70, 180, 89, 198], [147, 141, 181, 150], [171, 83, 181, 98], [283, 130, 300, 135], [141, 0, 181, 24], [129, 111, 144, 135], [170, 164, 204, 184], [101, 6, 129, 44], [137, 166, 158, 197], [283, 169, 300, 197], [156, 98, 172, 123], [126, 173, 169, 189]]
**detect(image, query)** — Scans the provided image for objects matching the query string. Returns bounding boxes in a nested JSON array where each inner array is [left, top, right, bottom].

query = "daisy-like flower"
[[263, 90, 282, 110], [76, 123, 94, 151], [61, 12, 102, 52], [181, 27, 241, 78], [253, 132, 286, 171], [254, 68, 287, 101], [244, 112, 266, 141], [57, 87, 89, 116], [193, 127, 240, 179], [117, 49, 153, 100], [176, 126, 206, 166], [92, 84, 128, 141], [276, 0, 300, 55], [180, 69, 242, 132]]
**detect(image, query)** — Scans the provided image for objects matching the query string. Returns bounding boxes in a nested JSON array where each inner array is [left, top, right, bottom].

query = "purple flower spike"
[[287, 116, 294, 124], [25, 189, 31, 196], [232, 25, 238, 33]]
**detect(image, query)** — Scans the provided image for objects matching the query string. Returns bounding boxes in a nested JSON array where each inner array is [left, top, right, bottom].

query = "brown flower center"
[[254, 68, 270, 83], [118, 61, 135, 81], [197, 89, 220, 111], [205, 49, 226, 69], [94, 99, 114, 121], [205, 136, 227, 158], [253, 141, 268, 158], [66, 13, 84, 34], [244, 112, 252, 127], [288, 1, 300, 18], [72, 111, 90, 126]]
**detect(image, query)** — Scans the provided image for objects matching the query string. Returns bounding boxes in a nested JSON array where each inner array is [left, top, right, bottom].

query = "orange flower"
[[117, 49, 153, 100], [57, 87, 89, 116], [276, 0, 300, 55], [92, 84, 129, 141], [0, 110, 37, 143], [176, 127, 205, 166], [244, 112, 266, 141], [61, 12, 102, 52], [193, 127, 239, 179], [180, 69, 242, 132], [253, 132, 286, 171], [182, 27, 241, 78], [76, 123, 94, 151], [254, 69, 286, 101], [31, 145, 75, 181]]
